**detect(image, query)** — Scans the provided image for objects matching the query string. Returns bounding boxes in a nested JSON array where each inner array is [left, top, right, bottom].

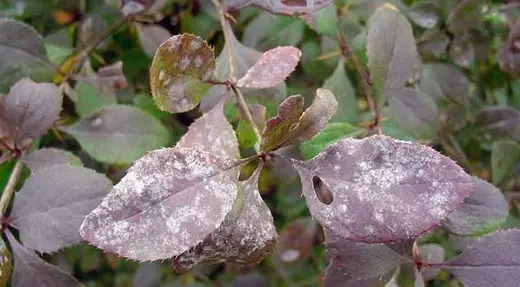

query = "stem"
[[0, 158, 24, 216], [231, 85, 262, 140], [336, 8, 380, 133]]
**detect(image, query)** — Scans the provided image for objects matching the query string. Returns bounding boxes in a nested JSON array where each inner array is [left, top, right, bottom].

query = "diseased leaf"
[[135, 23, 171, 58], [387, 88, 438, 139], [0, 78, 62, 150], [273, 217, 317, 264], [324, 230, 411, 287], [80, 147, 241, 261], [59, 105, 170, 164], [475, 107, 520, 141], [300, 122, 364, 160], [261, 89, 338, 152], [23, 148, 82, 172], [225, 0, 333, 16], [322, 58, 357, 124], [10, 165, 111, 253], [150, 33, 215, 113], [291, 135, 473, 243], [441, 229, 520, 287], [491, 140, 520, 186], [177, 99, 239, 158], [171, 164, 277, 272], [442, 178, 508, 236], [237, 46, 301, 89], [0, 238, 11, 287], [83, 61, 128, 93], [6, 231, 82, 287], [367, 4, 417, 106], [419, 243, 445, 281], [0, 18, 53, 92]]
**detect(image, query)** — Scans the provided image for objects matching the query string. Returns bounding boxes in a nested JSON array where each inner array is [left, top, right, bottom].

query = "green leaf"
[[60, 105, 170, 164], [367, 4, 418, 108], [74, 81, 117, 117], [300, 122, 364, 160], [491, 140, 520, 186], [322, 58, 358, 124], [133, 94, 170, 121], [150, 33, 215, 114], [308, 4, 339, 36]]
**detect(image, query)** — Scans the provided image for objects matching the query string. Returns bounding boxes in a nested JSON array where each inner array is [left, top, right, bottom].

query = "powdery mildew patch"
[[292, 135, 474, 243], [79, 147, 240, 261]]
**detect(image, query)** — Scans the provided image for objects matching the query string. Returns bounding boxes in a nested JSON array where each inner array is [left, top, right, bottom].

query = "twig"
[[336, 8, 380, 134], [212, 0, 262, 142], [0, 157, 24, 216]]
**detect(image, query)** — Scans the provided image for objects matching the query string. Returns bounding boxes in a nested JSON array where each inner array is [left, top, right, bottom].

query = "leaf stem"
[[336, 8, 380, 134], [0, 157, 24, 217], [230, 85, 262, 141]]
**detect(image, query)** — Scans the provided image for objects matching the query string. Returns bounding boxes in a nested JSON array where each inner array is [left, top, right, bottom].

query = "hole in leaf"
[[312, 176, 333, 205]]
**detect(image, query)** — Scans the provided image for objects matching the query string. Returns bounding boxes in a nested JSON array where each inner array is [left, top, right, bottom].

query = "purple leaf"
[[80, 147, 241, 262], [134, 23, 171, 58], [441, 229, 520, 287], [237, 46, 301, 89], [23, 148, 82, 172], [10, 165, 111, 253], [442, 178, 508, 236], [324, 230, 411, 286], [59, 106, 170, 164], [225, 0, 333, 16], [82, 61, 128, 94], [367, 4, 418, 106], [0, 78, 62, 150], [178, 99, 239, 159], [171, 164, 277, 272], [419, 63, 469, 104], [261, 88, 338, 152], [6, 231, 82, 287], [475, 106, 520, 142], [150, 34, 215, 113], [291, 135, 473, 243], [419, 243, 445, 281]]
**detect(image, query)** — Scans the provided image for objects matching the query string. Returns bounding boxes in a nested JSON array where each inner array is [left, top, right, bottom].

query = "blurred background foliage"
[[1, 0, 520, 286]]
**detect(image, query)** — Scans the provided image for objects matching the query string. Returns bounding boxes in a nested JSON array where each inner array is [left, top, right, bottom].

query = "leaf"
[[387, 88, 438, 139], [261, 88, 338, 152], [419, 243, 444, 281], [177, 99, 239, 159], [475, 107, 520, 142], [300, 122, 364, 160], [406, 2, 442, 29], [59, 105, 170, 164], [73, 80, 117, 117], [23, 148, 82, 172], [419, 63, 469, 104], [150, 33, 215, 113], [0, 78, 62, 150], [135, 23, 171, 58], [237, 46, 301, 89], [273, 217, 317, 264], [10, 165, 111, 253], [446, 0, 483, 34], [133, 94, 170, 121], [132, 262, 162, 287], [304, 3, 338, 36], [322, 58, 358, 124], [83, 61, 128, 93], [491, 140, 520, 186], [442, 178, 508, 236], [0, 18, 53, 92], [170, 164, 277, 272], [242, 12, 305, 51], [6, 231, 82, 287], [324, 230, 411, 287], [80, 147, 241, 261], [225, 0, 333, 16], [0, 238, 11, 287], [367, 4, 418, 107], [440, 229, 520, 287], [290, 135, 474, 243], [417, 30, 449, 58]]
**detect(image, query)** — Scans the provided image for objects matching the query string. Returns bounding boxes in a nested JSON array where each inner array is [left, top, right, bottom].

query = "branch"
[[336, 8, 380, 134], [0, 157, 24, 217], [212, 0, 262, 143]]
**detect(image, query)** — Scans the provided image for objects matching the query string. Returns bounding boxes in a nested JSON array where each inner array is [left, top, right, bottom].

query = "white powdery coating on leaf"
[[79, 147, 240, 261], [171, 165, 277, 272], [237, 46, 301, 89], [177, 100, 239, 159], [293, 135, 473, 242]]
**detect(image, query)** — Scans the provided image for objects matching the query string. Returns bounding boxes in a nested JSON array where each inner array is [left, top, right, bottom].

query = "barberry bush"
[[0, 0, 520, 286]]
